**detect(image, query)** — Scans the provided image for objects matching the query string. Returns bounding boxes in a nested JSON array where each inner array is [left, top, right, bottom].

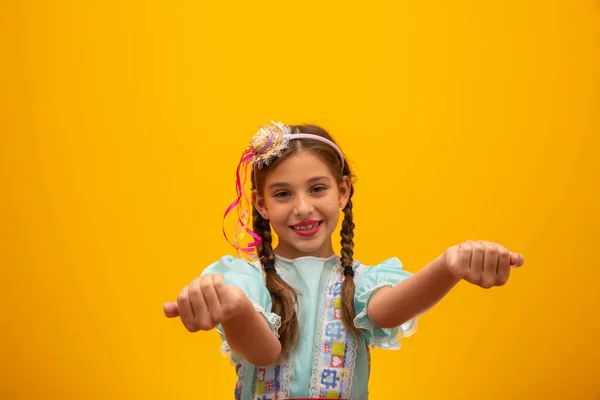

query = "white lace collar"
[[274, 253, 338, 264]]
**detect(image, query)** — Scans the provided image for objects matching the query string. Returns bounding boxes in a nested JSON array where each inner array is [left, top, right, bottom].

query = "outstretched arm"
[[367, 240, 524, 329], [163, 274, 281, 366]]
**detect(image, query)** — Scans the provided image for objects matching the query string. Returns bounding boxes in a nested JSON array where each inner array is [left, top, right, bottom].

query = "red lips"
[[291, 220, 320, 227], [290, 220, 323, 237]]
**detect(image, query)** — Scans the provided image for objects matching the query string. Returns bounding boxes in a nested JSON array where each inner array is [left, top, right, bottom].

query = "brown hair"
[[251, 124, 359, 357]]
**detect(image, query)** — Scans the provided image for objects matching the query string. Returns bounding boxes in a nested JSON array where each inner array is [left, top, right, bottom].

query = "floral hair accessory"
[[223, 121, 345, 261], [250, 121, 292, 169]]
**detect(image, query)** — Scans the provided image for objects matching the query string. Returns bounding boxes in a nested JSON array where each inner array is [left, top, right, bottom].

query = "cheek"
[[266, 205, 289, 224], [329, 190, 343, 206], [330, 212, 341, 225], [326, 197, 342, 213], [324, 204, 341, 223]]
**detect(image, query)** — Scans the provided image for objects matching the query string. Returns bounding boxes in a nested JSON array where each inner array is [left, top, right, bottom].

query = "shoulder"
[[353, 257, 404, 276], [201, 255, 264, 279], [202, 256, 271, 304], [353, 257, 412, 294], [355, 257, 403, 269]]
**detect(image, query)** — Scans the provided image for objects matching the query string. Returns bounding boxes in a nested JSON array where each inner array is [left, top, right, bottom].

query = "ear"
[[252, 190, 269, 220], [338, 176, 351, 209]]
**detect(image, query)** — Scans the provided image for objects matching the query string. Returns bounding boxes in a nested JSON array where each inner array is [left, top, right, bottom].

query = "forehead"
[[265, 150, 335, 185]]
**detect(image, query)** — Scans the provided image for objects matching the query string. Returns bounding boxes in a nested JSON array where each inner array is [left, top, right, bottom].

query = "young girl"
[[163, 121, 525, 400]]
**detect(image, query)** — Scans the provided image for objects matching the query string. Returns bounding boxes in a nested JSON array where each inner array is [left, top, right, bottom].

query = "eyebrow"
[[268, 176, 332, 190]]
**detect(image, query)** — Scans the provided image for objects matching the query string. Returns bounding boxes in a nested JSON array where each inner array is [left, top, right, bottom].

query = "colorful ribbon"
[[222, 147, 262, 260]]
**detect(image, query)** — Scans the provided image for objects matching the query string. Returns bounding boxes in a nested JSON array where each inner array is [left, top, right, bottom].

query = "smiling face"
[[253, 150, 350, 259]]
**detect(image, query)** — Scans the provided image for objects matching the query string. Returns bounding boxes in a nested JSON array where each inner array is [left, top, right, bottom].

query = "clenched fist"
[[444, 240, 524, 289], [163, 273, 248, 332]]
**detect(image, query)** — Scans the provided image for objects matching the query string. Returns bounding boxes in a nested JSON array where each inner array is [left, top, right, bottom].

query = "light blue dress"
[[202, 254, 417, 400]]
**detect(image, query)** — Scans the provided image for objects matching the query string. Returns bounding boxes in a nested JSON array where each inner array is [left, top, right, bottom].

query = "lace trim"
[[353, 282, 418, 349], [219, 341, 234, 361], [307, 262, 364, 399], [280, 354, 291, 400], [217, 302, 282, 365], [253, 303, 282, 338], [253, 135, 291, 169], [250, 355, 291, 399], [341, 264, 366, 398], [353, 281, 394, 331], [274, 253, 338, 263], [232, 270, 289, 399], [234, 363, 245, 400], [272, 262, 292, 399], [308, 262, 337, 397]]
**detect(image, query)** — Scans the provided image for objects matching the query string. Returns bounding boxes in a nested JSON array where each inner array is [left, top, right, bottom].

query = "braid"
[[340, 185, 360, 336], [252, 207, 299, 357]]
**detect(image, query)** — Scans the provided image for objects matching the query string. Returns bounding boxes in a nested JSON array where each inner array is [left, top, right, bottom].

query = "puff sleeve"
[[201, 255, 281, 364], [353, 257, 418, 349]]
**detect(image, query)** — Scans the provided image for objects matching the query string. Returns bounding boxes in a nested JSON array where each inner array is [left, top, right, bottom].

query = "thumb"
[[510, 252, 524, 267], [163, 301, 180, 318]]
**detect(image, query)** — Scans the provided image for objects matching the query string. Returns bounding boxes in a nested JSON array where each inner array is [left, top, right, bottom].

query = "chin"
[[294, 244, 323, 255], [289, 239, 332, 257], [286, 240, 316, 251]]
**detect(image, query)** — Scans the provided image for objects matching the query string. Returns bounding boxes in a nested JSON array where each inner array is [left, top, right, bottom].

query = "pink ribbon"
[[257, 130, 274, 154], [222, 147, 262, 259]]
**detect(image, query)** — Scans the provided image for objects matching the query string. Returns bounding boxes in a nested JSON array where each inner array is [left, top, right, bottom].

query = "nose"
[[293, 193, 314, 216]]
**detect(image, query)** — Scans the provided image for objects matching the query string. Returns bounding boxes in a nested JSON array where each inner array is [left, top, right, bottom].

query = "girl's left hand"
[[444, 240, 524, 288]]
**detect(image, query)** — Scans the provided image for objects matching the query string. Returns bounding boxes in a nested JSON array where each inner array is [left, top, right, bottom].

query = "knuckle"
[[458, 260, 470, 271], [230, 286, 245, 300], [455, 269, 469, 280], [190, 277, 201, 285], [486, 243, 498, 253], [480, 271, 495, 285], [177, 291, 188, 303], [199, 319, 214, 331], [200, 279, 212, 291], [466, 276, 479, 286], [480, 280, 494, 289], [183, 320, 199, 332], [211, 311, 223, 324], [213, 275, 225, 289], [221, 303, 232, 316], [468, 272, 481, 284]]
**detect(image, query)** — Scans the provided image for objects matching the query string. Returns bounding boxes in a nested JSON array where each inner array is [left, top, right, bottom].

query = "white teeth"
[[293, 222, 319, 231]]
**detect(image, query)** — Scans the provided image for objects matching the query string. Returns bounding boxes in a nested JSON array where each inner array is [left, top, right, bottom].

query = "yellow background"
[[1, 1, 599, 399]]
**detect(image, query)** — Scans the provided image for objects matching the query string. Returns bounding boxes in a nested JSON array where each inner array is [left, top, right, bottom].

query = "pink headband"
[[222, 121, 345, 260]]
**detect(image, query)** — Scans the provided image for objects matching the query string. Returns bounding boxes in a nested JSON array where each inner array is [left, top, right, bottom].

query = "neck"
[[273, 241, 335, 260]]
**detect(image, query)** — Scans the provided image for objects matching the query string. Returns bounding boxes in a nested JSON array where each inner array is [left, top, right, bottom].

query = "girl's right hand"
[[163, 273, 248, 332]]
